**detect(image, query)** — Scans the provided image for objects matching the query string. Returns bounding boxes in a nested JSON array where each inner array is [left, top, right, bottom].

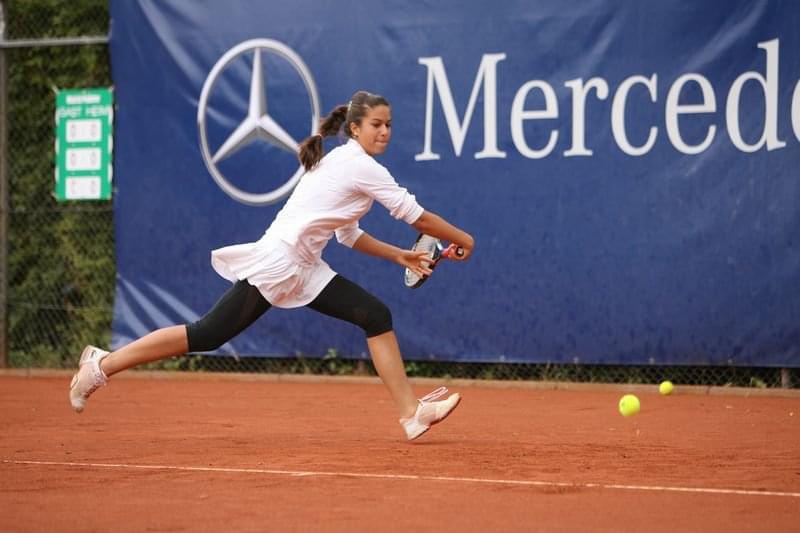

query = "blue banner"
[[109, 0, 800, 366]]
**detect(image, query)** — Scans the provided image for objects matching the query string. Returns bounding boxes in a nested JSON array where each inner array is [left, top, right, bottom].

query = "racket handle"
[[442, 245, 465, 259]]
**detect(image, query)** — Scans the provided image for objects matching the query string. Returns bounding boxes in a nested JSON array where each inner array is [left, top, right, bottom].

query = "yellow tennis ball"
[[659, 380, 674, 395], [618, 394, 640, 417]]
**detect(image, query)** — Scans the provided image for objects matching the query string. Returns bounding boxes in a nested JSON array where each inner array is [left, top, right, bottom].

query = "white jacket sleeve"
[[334, 220, 364, 248], [354, 161, 424, 224]]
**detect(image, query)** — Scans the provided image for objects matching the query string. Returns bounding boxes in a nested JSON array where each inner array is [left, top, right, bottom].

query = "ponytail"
[[298, 104, 348, 171], [298, 91, 390, 171]]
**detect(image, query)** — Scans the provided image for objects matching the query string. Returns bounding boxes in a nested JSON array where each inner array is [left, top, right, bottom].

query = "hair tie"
[[314, 133, 323, 139], [347, 101, 352, 113]]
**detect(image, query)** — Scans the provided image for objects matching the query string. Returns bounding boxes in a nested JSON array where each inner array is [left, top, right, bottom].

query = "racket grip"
[[442, 245, 465, 258]]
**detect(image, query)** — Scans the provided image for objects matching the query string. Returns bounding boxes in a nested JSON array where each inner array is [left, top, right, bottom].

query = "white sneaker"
[[399, 387, 461, 441], [69, 345, 109, 413]]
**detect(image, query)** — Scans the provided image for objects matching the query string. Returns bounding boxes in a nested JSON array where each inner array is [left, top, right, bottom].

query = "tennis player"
[[69, 90, 474, 441]]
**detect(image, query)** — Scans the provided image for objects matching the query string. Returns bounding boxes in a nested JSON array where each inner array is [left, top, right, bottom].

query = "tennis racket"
[[403, 233, 464, 289]]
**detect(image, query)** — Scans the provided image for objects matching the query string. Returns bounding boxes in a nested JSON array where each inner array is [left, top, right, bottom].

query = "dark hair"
[[298, 90, 391, 171]]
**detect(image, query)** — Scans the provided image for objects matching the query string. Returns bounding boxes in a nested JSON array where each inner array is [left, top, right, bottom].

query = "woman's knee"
[[362, 300, 393, 338], [185, 320, 228, 352], [185, 281, 271, 352]]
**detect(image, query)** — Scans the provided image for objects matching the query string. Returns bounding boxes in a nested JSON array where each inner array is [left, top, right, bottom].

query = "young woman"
[[69, 90, 474, 441]]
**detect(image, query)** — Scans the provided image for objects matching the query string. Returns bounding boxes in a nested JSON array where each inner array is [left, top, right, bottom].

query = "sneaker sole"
[[69, 373, 85, 413]]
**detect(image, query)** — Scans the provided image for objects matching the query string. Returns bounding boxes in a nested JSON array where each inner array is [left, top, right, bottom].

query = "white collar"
[[346, 138, 367, 155]]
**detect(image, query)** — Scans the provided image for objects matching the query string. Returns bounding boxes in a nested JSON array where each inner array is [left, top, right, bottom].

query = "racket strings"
[[415, 235, 441, 259], [404, 234, 444, 288]]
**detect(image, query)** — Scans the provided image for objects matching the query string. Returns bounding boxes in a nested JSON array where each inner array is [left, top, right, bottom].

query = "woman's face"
[[350, 105, 392, 156]]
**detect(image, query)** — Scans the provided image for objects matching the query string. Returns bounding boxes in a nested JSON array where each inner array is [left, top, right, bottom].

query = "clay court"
[[1, 373, 798, 532]]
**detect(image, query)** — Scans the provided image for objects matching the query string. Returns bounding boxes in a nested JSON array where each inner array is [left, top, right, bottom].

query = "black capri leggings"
[[186, 275, 393, 352]]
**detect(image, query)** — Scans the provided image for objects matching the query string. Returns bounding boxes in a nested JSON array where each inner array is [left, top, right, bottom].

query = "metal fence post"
[[0, 1, 9, 368], [780, 368, 791, 388]]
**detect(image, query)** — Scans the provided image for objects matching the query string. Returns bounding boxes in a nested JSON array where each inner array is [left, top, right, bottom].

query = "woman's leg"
[[366, 331, 418, 418], [100, 325, 189, 377], [71, 326, 188, 413], [306, 276, 418, 418], [71, 280, 271, 412], [307, 275, 461, 440], [101, 280, 271, 377]]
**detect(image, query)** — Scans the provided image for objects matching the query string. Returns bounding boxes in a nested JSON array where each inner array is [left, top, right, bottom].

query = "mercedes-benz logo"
[[197, 39, 320, 206]]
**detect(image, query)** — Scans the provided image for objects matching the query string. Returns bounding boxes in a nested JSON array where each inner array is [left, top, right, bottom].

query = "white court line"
[[4, 459, 799, 498]]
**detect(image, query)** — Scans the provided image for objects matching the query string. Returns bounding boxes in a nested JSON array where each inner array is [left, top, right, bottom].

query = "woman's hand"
[[397, 250, 435, 279], [412, 211, 475, 261], [444, 236, 474, 261]]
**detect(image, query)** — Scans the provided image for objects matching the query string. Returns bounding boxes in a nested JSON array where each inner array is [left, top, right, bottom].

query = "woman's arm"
[[411, 210, 474, 260], [350, 160, 473, 259]]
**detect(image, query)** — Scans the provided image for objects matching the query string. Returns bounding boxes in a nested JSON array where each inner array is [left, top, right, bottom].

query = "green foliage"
[[141, 354, 796, 388], [321, 348, 358, 375], [143, 354, 205, 373], [6, 0, 109, 39], [6, 1, 113, 367]]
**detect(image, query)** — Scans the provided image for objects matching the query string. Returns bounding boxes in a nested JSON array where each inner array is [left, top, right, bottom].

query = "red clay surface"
[[1, 375, 798, 532]]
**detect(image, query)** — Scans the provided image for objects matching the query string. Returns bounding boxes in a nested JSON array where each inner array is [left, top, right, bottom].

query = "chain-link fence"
[[1, 1, 796, 388], [2, 0, 114, 369]]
